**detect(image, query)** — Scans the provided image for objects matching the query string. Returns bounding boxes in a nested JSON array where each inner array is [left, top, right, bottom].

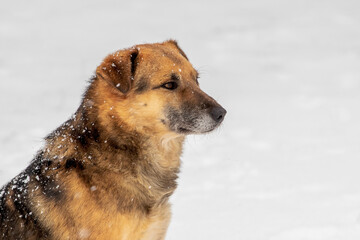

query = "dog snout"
[[210, 106, 227, 123]]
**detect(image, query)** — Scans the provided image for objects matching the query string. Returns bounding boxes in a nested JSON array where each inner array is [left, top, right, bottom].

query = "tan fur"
[[0, 40, 226, 239]]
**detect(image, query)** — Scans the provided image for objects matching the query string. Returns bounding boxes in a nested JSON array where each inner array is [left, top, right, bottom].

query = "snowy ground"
[[1, 0, 360, 239]]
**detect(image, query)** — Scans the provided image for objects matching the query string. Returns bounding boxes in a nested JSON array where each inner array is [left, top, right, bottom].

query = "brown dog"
[[0, 40, 226, 239]]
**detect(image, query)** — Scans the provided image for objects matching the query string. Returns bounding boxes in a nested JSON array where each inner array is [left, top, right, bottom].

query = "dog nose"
[[210, 106, 227, 123]]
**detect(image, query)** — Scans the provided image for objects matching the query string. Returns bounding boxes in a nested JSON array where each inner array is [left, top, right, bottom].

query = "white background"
[[1, 0, 360, 239]]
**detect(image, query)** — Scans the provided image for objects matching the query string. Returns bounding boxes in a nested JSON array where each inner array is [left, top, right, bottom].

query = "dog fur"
[[0, 40, 226, 240]]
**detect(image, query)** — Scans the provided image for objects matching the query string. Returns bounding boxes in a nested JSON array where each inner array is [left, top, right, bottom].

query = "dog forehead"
[[136, 44, 196, 77], [139, 45, 183, 63]]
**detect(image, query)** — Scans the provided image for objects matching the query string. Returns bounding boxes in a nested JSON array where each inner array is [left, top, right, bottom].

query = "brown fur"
[[0, 40, 226, 239]]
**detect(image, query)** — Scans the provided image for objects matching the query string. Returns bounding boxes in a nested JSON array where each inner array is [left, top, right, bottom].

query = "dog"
[[0, 40, 226, 240]]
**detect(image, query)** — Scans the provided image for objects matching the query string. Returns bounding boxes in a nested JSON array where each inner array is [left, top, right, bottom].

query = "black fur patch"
[[135, 77, 149, 93], [107, 137, 139, 159], [36, 171, 64, 202], [65, 158, 84, 171], [70, 109, 101, 150], [171, 73, 180, 81], [0, 153, 52, 238]]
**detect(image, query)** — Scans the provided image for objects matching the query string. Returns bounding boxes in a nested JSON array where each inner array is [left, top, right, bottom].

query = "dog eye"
[[162, 82, 178, 90]]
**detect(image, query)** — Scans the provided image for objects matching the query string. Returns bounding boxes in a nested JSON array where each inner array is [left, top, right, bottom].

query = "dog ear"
[[164, 39, 189, 60], [96, 48, 139, 94]]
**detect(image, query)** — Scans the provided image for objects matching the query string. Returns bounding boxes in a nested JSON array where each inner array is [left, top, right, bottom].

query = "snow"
[[1, 0, 360, 239]]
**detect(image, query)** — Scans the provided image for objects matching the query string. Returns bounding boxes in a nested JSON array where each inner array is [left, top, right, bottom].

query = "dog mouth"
[[178, 127, 192, 133], [176, 122, 221, 134]]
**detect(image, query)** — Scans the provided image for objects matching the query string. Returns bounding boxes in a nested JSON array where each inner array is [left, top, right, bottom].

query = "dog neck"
[[43, 100, 184, 208]]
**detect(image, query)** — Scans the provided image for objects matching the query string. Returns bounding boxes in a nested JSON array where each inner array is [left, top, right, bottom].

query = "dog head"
[[94, 40, 226, 136]]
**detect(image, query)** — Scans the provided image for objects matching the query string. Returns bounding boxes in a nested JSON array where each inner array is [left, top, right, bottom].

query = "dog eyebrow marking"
[[135, 77, 149, 93], [171, 73, 180, 81]]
